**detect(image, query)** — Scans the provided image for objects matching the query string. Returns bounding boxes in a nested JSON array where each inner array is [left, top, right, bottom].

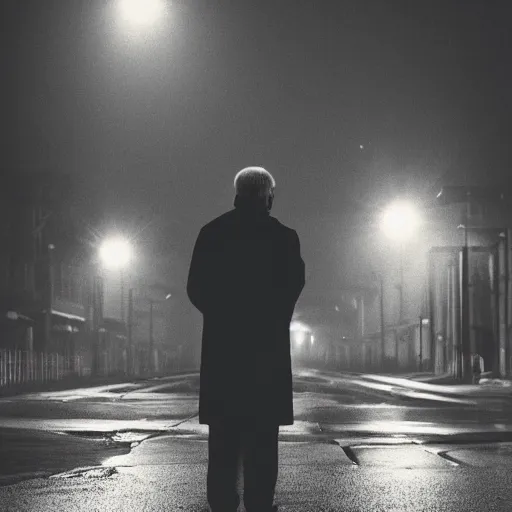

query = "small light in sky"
[[359, 144, 364, 150], [335, 305, 340, 312]]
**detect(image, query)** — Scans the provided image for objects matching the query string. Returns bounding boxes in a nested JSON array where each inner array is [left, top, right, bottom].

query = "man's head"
[[233, 166, 275, 212]]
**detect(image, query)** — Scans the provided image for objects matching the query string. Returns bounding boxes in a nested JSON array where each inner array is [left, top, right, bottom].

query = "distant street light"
[[380, 200, 422, 325], [99, 237, 133, 270], [118, 0, 165, 26], [99, 236, 138, 375], [99, 236, 134, 325], [380, 200, 421, 242], [290, 320, 311, 350]]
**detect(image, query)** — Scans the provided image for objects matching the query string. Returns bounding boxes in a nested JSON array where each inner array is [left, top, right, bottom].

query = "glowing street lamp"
[[380, 200, 422, 325], [290, 320, 311, 349], [380, 200, 421, 242], [99, 237, 133, 270], [118, 0, 166, 27], [99, 236, 134, 323]]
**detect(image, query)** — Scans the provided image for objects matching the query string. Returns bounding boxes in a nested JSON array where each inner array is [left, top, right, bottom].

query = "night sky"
[[4, 0, 512, 306]]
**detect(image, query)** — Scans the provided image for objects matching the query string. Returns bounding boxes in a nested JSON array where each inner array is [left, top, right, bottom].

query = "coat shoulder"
[[269, 217, 298, 236], [200, 210, 237, 233], [200, 210, 298, 238]]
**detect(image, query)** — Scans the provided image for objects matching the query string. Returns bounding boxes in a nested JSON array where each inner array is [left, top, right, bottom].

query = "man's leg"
[[243, 425, 279, 512], [207, 423, 241, 512]]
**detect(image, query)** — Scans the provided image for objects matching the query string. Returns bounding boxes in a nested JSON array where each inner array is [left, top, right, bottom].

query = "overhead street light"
[[379, 200, 422, 326], [380, 200, 421, 242], [99, 236, 134, 325], [99, 237, 133, 270], [118, 0, 166, 27]]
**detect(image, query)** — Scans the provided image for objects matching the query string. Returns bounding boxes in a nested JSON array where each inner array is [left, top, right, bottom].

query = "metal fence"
[[0, 350, 85, 387]]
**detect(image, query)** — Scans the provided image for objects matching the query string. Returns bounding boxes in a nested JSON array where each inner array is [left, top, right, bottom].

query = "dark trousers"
[[207, 423, 279, 512]]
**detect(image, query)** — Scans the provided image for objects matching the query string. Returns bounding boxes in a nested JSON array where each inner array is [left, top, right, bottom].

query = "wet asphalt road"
[[0, 370, 510, 427], [1, 369, 512, 494]]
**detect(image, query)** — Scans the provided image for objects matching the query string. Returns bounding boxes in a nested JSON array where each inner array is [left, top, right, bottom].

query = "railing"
[[0, 350, 85, 387]]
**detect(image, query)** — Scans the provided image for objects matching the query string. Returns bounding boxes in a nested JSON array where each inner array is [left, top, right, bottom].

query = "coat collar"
[[233, 197, 270, 218]]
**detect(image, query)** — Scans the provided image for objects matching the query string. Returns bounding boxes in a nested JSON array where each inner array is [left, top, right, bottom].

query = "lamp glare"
[[99, 237, 132, 270], [381, 201, 421, 241], [119, 0, 164, 26]]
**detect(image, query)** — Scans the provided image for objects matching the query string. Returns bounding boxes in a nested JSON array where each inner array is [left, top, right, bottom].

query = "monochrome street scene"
[[3, 1, 512, 511]]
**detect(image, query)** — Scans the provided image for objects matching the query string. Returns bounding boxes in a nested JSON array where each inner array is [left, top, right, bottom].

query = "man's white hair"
[[234, 166, 276, 198]]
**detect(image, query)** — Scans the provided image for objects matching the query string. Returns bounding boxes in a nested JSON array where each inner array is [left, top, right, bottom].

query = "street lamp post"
[[99, 236, 133, 318], [127, 287, 134, 374], [399, 242, 404, 324], [147, 292, 172, 374], [418, 316, 430, 372], [149, 298, 154, 374], [120, 268, 125, 323], [380, 274, 385, 367], [419, 316, 423, 371], [99, 236, 134, 374], [460, 190, 472, 382], [380, 200, 421, 326], [380, 200, 422, 370], [372, 272, 386, 369]]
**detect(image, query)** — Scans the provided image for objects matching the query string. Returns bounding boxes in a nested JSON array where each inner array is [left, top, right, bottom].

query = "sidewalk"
[[2, 434, 512, 511]]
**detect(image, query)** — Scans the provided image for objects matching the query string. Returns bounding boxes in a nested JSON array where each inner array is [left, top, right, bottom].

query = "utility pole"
[[149, 299, 154, 374], [91, 273, 100, 377], [460, 189, 472, 382], [399, 242, 404, 324], [127, 288, 133, 375], [380, 275, 385, 369], [451, 258, 462, 380], [43, 244, 55, 352], [419, 316, 423, 372], [120, 269, 125, 323], [503, 231, 510, 377]]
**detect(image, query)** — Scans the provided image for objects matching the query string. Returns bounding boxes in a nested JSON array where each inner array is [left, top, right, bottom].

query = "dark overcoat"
[[187, 205, 305, 426]]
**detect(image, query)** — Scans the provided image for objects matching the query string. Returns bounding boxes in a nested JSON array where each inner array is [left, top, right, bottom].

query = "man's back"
[[186, 167, 305, 512], [197, 208, 297, 320], [187, 206, 304, 425]]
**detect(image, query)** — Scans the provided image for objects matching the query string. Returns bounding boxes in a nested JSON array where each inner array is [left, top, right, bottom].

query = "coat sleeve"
[[187, 227, 210, 314], [284, 229, 305, 311]]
